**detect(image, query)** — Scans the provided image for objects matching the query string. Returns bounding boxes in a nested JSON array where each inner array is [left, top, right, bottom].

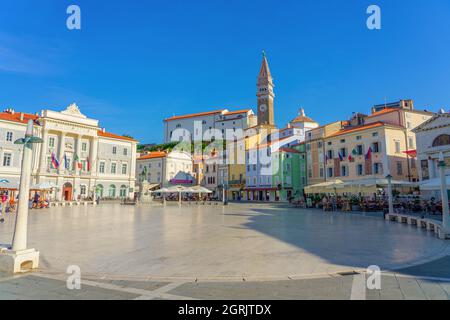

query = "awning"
[[420, 176, 450, 191], [403, 150, 417, 158], [0, 177, 20, 190]]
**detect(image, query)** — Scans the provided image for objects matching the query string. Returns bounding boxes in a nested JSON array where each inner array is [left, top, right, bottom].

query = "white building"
[[136, 150, 194, 188], [163, 109, 257, 143], [413, 111, 450, 198], [0, 104, 138, 201]]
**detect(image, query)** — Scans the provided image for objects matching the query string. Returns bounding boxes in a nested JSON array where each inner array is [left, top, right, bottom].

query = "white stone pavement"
[[0, 203, 448, 282]]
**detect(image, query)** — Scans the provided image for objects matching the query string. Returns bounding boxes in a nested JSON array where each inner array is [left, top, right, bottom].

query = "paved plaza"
[[0, 203, 449, 299]]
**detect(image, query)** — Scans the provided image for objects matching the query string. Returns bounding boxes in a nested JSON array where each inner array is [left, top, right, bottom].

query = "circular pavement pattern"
[[0, 203, 448, 281]]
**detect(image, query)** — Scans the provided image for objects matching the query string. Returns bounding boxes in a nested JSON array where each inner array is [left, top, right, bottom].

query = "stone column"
[[75, 134, 82, 175], [428, 158, 436, 179], [58, 132, 66, 175], [89, 137, 98, 176], [38, 129, 49, 175], [130, 142, 137, 198], [438, 153, 449, 238]]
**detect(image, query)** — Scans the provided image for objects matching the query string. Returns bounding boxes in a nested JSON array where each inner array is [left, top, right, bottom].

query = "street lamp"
[[0, 120, 42, 273], [438, 152, 449, 239]]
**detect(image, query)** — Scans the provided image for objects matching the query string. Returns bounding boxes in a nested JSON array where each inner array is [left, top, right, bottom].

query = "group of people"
[[0, 191, 16, 222], [29, 193, 50, 209]]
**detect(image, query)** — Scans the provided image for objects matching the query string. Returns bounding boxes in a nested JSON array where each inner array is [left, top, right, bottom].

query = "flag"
[[348, 154, 354, 162], [51, 153, 60, 169], [365, 147, 373, 160], [64, 154, 69, 170], [86, 157, 91, 171], [352, 148, 358, 156], [338, 152, 344, 162], [74, 154, 82, 169]]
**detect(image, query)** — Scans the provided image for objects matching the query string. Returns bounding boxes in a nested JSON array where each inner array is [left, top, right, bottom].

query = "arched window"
[[96, 184, 104, 198], [120, 185, 127, 198], [109, 185, 116, 198], [432, 134, 450, 147]]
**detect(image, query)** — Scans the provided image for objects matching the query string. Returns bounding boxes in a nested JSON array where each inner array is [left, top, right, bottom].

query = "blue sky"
[[1, 0, 449, 143]]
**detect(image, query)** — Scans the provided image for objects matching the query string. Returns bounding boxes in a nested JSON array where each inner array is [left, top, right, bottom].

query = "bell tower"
[[257, 51, 275, 127]]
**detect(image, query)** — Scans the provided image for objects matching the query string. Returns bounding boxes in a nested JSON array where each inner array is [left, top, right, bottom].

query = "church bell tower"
[[257, 51, 275, 128]]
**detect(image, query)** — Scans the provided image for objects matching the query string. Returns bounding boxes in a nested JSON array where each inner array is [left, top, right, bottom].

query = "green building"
[[271, 147, 304, 201]]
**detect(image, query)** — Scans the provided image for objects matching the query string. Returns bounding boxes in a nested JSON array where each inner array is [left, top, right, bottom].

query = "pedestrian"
[[1, 192, 7, 216]]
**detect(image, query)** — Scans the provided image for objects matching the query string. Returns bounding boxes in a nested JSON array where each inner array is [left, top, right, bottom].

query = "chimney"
[[102, 128, 106, 133], [20, 113, 24, 122]]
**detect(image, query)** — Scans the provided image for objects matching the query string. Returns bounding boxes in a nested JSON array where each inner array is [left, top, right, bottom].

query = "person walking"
[[1, 192, 7, 215]]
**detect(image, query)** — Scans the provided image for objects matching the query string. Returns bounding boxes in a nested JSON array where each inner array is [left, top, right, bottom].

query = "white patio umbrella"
[[420, 176, 450, 191], [31, 182, 58, 190]]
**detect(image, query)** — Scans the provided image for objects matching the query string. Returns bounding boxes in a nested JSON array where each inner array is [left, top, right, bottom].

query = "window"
[[341, 166, 348, 177], [80, 185, 87, 196], [327, 167, 333, 178], [121, 164, 127, 174], [373, 163, 383, 174], [327, 142, 332, 146], [99, 162, 105, 173], [357, 164, 364, 176], [6, 132, 13, 142], [327, 150, 334, 160], [397, 162, 403, 175], [49, 137, 55, 148], [372, 142, 380, 153], [111, 163, 117, 174], [356, 145, 364, 155], [395, 141, 401, 153], [317, 141, 322, 148], [432, 135, 450, 147], [356, 136, 362, 140], [408, 137, 414, 148], [82, 142, 87, 152], [372, 132, 379, 137], [339, 148, 347, 158], [319, 167, 324, 178], [340, 139, 346, 143], [3, 153, 12, 167], [123, 148, 128, 156], [112, 147, 117, 155], [109, 185, 116, 198], [120, 185, 127, 198]]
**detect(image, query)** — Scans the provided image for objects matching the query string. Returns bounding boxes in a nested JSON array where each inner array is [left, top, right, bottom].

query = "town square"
[[0, 0, 449, 304]]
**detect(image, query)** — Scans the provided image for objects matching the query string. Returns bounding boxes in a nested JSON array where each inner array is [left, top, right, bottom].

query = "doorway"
[[62, 182, 73, 201]]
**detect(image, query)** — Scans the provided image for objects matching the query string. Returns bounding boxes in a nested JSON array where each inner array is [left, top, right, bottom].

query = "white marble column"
[[75, 135, 82, 175], [38, 129, 49, 175], [428, 158, 436, 179], [89, 137, 99, 175], [58, 132, 66, 174]]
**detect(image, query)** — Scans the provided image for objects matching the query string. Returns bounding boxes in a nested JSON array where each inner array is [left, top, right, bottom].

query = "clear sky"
[[1, 0, 449, 143]]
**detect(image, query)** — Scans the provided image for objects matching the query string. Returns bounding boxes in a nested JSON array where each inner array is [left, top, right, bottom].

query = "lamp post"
[[438, 152, 449, 239], [386, 173, 394, 214], [0, 120, 42, 273]]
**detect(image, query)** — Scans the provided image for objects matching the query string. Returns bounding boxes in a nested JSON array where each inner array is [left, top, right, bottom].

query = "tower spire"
[[256, 51, 275, 127], [258, 50, 272, 80]]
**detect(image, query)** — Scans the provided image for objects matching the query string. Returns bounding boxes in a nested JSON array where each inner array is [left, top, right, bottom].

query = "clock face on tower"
[[259, 104, 267, 112]]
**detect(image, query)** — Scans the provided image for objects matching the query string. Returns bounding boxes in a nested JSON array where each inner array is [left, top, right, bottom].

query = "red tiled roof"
[[366, 109, 398, 118], [97, 130, 137, 142], [223, 109, 251, 116], [137, 151, 167, 160], [291, 115, 317, 124], [327, 122, 392, 138], [279, 147, 301, 154], [0, 111, 38, 124], [164, 110, 225, 122]]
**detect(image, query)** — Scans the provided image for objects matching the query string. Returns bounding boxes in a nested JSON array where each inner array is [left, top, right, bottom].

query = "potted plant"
[[350, 195, 361, 211]]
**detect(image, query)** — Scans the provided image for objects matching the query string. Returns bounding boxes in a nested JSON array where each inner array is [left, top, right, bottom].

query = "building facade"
[[136, 151, 194, 188], [0, 104, 138, 201], [413, 111, 450, 193]]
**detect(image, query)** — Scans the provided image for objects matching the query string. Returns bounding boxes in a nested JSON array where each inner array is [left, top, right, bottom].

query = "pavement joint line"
[[35, 272, 196, 300], [384, 272, 450, 283], [350, 274, 366, 300]]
